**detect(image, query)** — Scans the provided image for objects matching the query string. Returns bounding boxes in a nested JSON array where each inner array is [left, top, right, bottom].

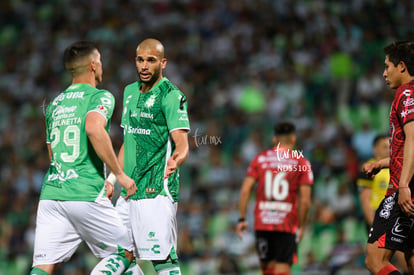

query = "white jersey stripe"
[[163, 136, 173, 201]]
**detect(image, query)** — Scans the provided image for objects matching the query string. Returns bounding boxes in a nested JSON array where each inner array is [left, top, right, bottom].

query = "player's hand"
[[296, 227, 305, 242], [236, 221, 248, 240], [105, 181, 114, 200], [163, 157, 177, 179], [116, 173, 137, 199], [398, 187, 414, 216], [362, 162, 381, 178]]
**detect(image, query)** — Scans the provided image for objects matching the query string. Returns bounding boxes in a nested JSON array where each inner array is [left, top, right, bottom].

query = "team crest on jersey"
[[145, 95, 156, 108]]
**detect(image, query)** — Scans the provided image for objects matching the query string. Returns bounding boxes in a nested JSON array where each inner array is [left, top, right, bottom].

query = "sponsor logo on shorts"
[[379, 194, 396, 219], [147, 231, 159, 242], [391, 217, 414, 238], [391, 236, 403, 243], [34, 253, 46, 259], [151, 245, 161, 254]]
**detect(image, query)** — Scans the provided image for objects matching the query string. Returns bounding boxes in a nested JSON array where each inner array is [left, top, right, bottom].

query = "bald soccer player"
[[106, 38, 190, 275]]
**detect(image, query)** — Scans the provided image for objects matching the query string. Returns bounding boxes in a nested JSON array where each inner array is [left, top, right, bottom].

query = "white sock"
[[90, 254, 128, 275]]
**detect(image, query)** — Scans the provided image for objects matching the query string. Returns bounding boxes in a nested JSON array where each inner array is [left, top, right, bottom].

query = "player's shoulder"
[[92, 89, 114, 101], [254, 148, 276, 161], [395, 82, 414, 98], [124, 81, 138, 90], [159, 78, 182, 95]]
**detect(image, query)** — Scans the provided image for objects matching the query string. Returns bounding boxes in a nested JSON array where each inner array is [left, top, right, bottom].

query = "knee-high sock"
[[91, 253, 130, 275]]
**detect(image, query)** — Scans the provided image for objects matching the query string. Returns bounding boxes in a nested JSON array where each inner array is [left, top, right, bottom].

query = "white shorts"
[[129, 195, 178, 260], [115, 196, 134, 253], [32, 196, 133, 266]]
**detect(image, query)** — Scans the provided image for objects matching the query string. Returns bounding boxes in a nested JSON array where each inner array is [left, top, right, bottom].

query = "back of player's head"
[[274, 121, 295, 136], [63, 40, 98, 74], [384, 41, 414, 75]]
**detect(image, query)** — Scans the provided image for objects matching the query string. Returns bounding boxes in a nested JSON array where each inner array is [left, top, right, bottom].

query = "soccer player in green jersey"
[[30, 41, 138, 275], [107, 38, 190, 275]]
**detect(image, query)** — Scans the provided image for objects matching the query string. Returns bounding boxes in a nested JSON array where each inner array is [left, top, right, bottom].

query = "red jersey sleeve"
[[395, 86, 414, 126], [246, 155, 259, 179], [298, 158, 314, 186]]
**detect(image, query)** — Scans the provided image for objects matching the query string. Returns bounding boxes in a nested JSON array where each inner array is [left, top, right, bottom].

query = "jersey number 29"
[[50, 125, 80, 162]]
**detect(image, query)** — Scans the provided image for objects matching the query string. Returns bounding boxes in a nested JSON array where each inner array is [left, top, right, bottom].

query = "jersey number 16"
[[265, 170, 289, 201]]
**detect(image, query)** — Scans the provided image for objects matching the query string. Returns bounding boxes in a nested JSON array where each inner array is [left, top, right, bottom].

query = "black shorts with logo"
[[368, 191, 414, 251], [255, 230, 297, 264]]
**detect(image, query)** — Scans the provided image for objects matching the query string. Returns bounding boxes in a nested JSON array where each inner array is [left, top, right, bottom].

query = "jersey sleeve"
[[162, 89, 190, 132], [121, 86, 132, 129], [298, 158, 314, 186], [88, 90, 115, 122], [396, 87, 414, 125], [246, 155, 259, 179], [45, 103, 53, 143]]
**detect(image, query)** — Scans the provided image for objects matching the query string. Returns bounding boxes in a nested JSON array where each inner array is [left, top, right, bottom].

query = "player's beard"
[[138, 66, 161, 86]]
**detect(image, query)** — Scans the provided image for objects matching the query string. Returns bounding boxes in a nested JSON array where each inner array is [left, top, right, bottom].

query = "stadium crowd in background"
[[1, 0, 413, 274]]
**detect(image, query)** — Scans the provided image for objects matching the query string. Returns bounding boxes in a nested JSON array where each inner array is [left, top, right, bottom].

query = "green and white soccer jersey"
[[121, 77, 190, 201], [41, 83, 114, 201]]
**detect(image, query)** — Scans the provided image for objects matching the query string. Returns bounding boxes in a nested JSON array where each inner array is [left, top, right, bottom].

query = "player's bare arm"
[[85, 112, 137, 198], [47, 143, 52, 161], [362, 157, 390, 178], [105, 144, 126, 199], [163, 129, 189, 179], [359, 188, 374, 225], [398, 121, 414, 216], [237, 176, 256, 239], [297, 184, 311, 242]]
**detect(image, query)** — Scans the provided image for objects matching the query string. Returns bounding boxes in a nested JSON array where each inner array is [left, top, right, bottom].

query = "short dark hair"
[[373, 134, 389, 147], [274, 121, 295, 136], [63, 40, 98, 68], [384, 41, 414, 75]]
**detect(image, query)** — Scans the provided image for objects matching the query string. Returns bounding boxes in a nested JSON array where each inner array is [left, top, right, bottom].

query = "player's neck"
[[72, 74, 97, 88], [274, 143, 293, 150], [401, 75, 414, 87], [140, 76, 163, 93]]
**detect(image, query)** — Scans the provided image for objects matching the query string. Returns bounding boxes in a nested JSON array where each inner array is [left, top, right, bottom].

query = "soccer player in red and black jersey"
[[363, 41, 414, 275], [236, 121, 313, 275]]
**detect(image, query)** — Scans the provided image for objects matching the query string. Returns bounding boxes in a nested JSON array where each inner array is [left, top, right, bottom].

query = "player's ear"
[[161, 58, 167, 69], [90, 60, 96, 73], [399, 61, 407, 73], [293, 135, 297, 146], [272, 136, 277, 145]]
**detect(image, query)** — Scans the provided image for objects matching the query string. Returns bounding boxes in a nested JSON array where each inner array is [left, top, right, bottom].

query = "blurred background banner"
[[0, 0, 409, 274]]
